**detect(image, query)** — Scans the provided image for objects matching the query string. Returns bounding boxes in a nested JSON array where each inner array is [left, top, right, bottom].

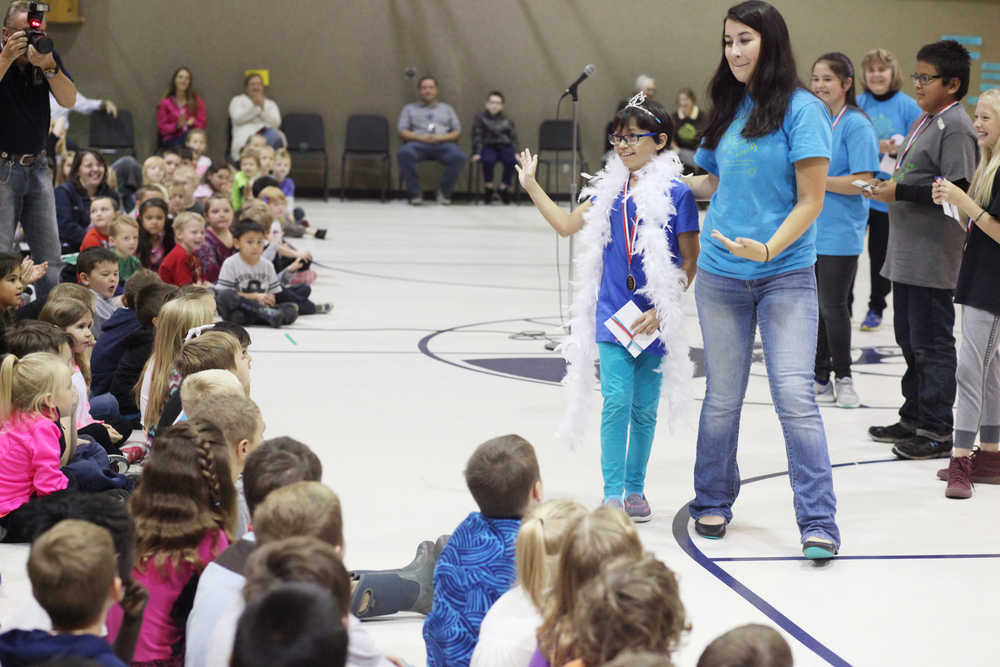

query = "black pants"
[[866, 209, 892, 315], [815, 255, 859, 382], [893, 281, 957, 438]]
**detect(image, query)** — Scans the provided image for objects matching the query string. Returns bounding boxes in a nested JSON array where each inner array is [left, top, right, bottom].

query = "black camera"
[[25, 2, 53, 55]]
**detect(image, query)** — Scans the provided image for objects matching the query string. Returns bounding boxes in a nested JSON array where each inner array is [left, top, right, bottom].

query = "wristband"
[[762, 241, 770, 263], [43, 65, 58, 79], [973, 209, 987, 225]]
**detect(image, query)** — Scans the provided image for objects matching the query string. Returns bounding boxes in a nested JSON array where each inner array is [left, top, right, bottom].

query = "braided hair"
[[129, 419, 237, 575]]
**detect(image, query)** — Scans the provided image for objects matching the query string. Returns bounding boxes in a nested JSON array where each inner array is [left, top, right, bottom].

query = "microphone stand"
[[545, 84, 581, 351]]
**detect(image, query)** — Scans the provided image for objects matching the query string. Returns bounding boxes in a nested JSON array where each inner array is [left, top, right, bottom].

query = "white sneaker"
[[814, 380, 835, 403], [835, 376, 861, 408]]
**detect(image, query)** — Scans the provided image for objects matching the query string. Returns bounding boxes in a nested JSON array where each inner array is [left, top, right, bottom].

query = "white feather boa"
[[557, 152, 693, 448]]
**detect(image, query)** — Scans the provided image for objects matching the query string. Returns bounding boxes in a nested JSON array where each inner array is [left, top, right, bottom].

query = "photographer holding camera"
[[0, 1, 76, 291]]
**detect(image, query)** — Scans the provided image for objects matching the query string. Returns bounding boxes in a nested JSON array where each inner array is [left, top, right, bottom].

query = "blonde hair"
[[969, 89, 1000, 209], [45, 282, 96, 310], [239, 200, 273, 227], [570, 556, 689, 665], [274, 148, 291, 163], [239, 146, 261, 165], [258, 186, 285, 204], [537, 506, 644, 666], [109, 214, 139, 238], [861, 48, 903, 93], [173, 165, 197, 185], [38, 298, 93, 387], [0, 352, 72, 422], [253, 481, 343, 548], [28, 520, 117, 631], [187, 128, 207, 143], [176, 331, 240, 378], [187, 394, 262, 452], [172, 211, 206, 234], [142, 156, 166, 185], [516, 499, 588, 610], [138, 292, 216, 428], [180, 369, 244, 408]]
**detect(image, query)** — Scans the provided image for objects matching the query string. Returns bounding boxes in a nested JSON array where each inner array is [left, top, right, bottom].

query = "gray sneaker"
[[835, 376, 860, 408], [624, 493, 652, 523], [436, 190, 452, 205], [814, 380, 835, 403], [408, 195, 424, 206]]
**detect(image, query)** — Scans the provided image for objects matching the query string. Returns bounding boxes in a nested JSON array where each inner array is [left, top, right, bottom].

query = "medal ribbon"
[[621, 180, 639, 277], [831, 105, 848, 129], [894, 101, 960, 171]]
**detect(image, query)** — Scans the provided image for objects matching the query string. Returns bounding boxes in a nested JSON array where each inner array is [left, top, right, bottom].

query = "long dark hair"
[[814, 52, 860, 109], [165, 66, 200, 114], [137, 198, 175, 268], [701, 1, 803, 149]]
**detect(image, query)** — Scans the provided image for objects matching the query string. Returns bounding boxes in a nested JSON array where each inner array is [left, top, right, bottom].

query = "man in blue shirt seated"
[[397, 76, 467, 205]]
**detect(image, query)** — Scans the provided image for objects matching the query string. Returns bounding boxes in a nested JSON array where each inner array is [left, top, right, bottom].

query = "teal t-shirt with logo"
[[857, 90, 922, 213], [695, 89, 832, 279]]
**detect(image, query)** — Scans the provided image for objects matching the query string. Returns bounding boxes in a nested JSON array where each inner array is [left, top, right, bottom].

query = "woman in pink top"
[[106, 419, 236, 666], [157, 67, 207, 148], [0, 353, 76, 542]]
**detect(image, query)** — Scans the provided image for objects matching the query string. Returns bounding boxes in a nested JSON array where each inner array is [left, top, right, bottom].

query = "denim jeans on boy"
[[598, 342, 662, 500], [892, 281, 957, 439], [690, 267, 840, 547], [396, 141, 467, 198], [0, 158, 63, 292]]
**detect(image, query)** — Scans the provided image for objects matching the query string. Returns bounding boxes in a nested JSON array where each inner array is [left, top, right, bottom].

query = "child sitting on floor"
[[109, 215, 143, 283], [233, 147, 261, 212], [0, 520, 127, 666], [0, 353, 75, 542], [259, 186, 326, 239], [91, 269, 161, 396], [697, 624, 793, 667], [214, 221, 331, 328], [105, 419, 237, 665], [76, 247, 121, 334], [471, 499, 588, 667], [186, 128, 212, 177], [198, 195, 237, 283], [138, 198, 175, 272], [424, 434, 543, 667], [80, 196, 118, 250], [159, 212, 208, 287]]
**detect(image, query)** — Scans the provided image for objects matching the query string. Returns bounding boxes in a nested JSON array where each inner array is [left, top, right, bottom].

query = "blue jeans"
[[0, 158, 63, 292], [599, 342, 663, 499], [397, 141, 466, 197], [690, 267, 840, 547]]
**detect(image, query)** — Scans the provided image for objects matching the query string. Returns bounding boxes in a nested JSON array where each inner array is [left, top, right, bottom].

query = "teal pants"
[[598, 342, 663, 499]]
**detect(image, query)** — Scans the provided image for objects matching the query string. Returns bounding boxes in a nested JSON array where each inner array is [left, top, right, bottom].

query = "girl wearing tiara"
[[516, 93, 699, 521]]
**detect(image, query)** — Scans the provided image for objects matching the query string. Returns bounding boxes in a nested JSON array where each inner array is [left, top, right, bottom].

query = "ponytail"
[[516, 515, 549, 610], [0, 354, 16, 421]]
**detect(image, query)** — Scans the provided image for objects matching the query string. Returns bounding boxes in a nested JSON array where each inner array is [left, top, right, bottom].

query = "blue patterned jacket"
[[423, 512, 521, 667]]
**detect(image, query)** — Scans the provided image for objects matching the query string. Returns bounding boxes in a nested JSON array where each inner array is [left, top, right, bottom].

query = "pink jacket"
[[156, 95, 207, 142], [0, 413, 68, 515]]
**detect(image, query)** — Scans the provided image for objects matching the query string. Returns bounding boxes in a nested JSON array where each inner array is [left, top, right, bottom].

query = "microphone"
[[562, 64, 596, 97]]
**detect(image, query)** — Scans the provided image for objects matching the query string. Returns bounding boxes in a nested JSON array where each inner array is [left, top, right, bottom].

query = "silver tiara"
[[625, 92, 660, 122]]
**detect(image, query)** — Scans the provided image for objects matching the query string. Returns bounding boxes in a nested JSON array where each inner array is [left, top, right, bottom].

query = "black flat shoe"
[[694, 518, 726, 539], [314, 228, 327, 240]]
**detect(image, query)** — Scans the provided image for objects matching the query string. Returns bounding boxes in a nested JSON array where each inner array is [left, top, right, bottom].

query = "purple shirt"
[[196, 228, 236, 284]]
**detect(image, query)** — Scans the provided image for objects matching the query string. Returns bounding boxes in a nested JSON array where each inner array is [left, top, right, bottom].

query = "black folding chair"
[[340, 114, 391, 202], [281, 113, 329, 201], [537, 119, 587, 199], [88, 109, 135, 158]]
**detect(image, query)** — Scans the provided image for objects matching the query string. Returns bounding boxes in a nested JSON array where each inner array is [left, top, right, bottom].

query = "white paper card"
[[942, 200, 962, 223], [879, 153, 896, 175], [603, 300, 659, 358]]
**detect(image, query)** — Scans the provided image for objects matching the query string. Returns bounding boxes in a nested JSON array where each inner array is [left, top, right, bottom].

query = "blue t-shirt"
[[857, 90, 922, 213], [695, 89, 832, 279], [594, 180, 699, 356], [814, 107, 879, 256]]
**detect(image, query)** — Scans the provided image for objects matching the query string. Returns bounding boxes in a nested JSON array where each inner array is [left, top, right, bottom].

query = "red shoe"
[[120, 441, 148, 464], [945, 456, 974, 499], [289, 269, 317, 286], [936, 449, 1000, 483]]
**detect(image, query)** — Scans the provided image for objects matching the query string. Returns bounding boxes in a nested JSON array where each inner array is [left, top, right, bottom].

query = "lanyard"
[[621, 180, 639, 272], [895, 101, 960, 171], [831, 105, 848, 129]]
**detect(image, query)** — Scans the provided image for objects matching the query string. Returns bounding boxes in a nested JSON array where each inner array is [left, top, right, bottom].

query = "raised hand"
[[515, 148, 538, 188], [19, 257, 48, 284]]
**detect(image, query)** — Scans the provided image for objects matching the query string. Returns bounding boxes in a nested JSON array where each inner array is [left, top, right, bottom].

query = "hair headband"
[[624, 92, 661, 123], [184, 323, 215, 342]]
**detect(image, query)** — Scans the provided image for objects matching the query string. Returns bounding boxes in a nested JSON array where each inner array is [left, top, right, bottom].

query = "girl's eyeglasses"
[[608, 132, 658, 147]]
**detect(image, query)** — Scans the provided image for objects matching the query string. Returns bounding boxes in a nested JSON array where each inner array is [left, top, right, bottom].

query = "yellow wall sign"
[[244, 69, 270, 86]]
